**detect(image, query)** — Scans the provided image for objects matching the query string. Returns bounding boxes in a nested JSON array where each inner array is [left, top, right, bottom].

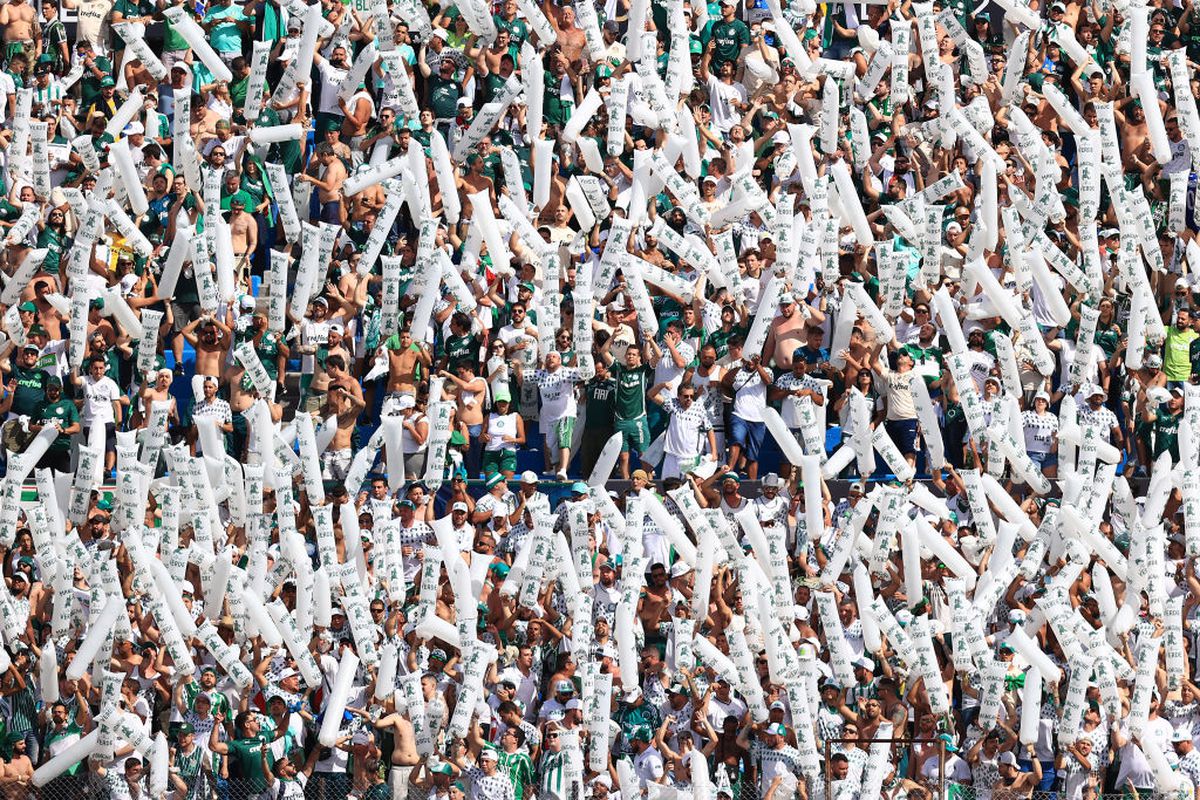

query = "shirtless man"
[[439, 362, 487, 473], [369, 695, 419, 800], [0, 735, 34, 799], [544, 2, 586, 67], [181, 311, 233, 381], [1117, 97, 1151, 173], [457, 152, 497, 223], [0, 0, 38, 63], [29, 279, 66, 339], [386, 329, 433, 396], [228, 368, 259, 415], [189, 101, 222, 149], [132, 367, 179, 430], [300, 142, 348, 225], [636, 561, 672, 637], [477, 29, 512, 74], [228, 194, 257, 278], [763, 292, 825, 370], [320, 357, 367, 482], [310, 324, 353, 402]]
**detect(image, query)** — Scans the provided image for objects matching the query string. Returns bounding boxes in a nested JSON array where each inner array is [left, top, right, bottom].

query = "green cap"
[[449, 430, 467, 446], [100, 76, 115, 87], [17, 301, 35, 312], [689, 38, 702, 54], [485, 472, 505, 489], [27, 324, 48, 337]]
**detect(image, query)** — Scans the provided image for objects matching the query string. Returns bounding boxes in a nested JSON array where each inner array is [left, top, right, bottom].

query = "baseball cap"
[[520, 470, 539, 484], [779, 292, 795, 305], [398, 394, 416, 410], [480, 749, 499, 761], [765, 723, 787, 736], [571, 481, 589, 495], [998, 752, 1018, 766], [762, 472, 782, 488], [17, 301, 35, 312], [555, 680, 575, 694], [485, 473, 505, 489], [452, 502, 468, 513]]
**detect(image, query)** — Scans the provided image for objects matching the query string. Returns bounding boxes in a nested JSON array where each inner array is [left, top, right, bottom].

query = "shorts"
[[390, 766, 413, 800], [37, 447, 71, 473], [403, 450, 426, 479], [661, 452, 700, 479], [885, 418, 919, 456], [729, 415, 765, 462], [550, 416, 575, 450], [319, 200, 342, 224], [89, 422, 117, 454], [482, 448, 516, 475], [171, 301, 202, 333], [321, 447, 352, 481], [614, 416, 650, 454], [1028, 451, 1058, 469]]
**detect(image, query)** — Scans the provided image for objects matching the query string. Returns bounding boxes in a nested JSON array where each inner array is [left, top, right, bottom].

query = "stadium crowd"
[[0, 0, 1198, 799]]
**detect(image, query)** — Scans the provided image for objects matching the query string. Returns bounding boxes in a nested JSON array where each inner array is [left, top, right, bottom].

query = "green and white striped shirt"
[[538, 750, 570, 800]]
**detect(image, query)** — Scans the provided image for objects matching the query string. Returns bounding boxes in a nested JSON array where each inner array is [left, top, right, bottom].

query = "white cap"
[[124, 121, 144, 135], [520, 470, 540, 484], [452, 502, 468, 512], [397, 394, 416, 410]]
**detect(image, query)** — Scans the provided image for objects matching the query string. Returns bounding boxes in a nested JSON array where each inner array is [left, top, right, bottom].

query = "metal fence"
[[16, 767, 1198, 800], [942, 784, 1193, 800], [20, 774, 383, 800]]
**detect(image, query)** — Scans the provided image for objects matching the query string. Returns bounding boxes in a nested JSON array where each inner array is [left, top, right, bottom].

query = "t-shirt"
[[205, 3, 248, 54], [226, 735, 274, 792], [445, 333, 481, 372], [661, 396, 712, 458], [427, 75, 462, 119], [706, 18, 750, 65], [37, 398, 79, 451], [583, 377, 616, 429], [532, 367, 579, 422], [10, 365, 47, 416], [1152, 407, 1182, 460], [1164, 325, 1198, 382], [81, 375, 121, 426], [609, 363, 652, 421]]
